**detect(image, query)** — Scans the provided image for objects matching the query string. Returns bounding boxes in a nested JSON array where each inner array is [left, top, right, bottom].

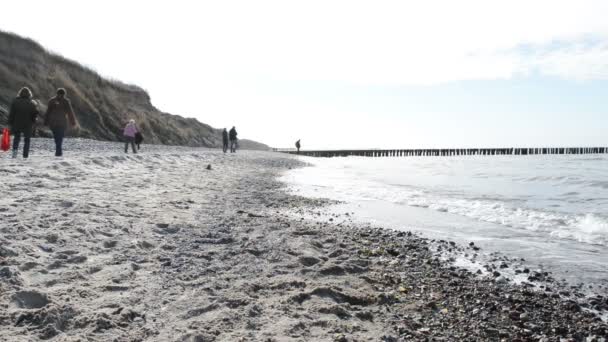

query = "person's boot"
[[12, 150, 17, 158]]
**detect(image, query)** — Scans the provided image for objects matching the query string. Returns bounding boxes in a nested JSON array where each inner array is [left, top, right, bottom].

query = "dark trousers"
[[12, 131, 31, 158], [230, 140, 237, 153], [223, 140, 229, 153], [125, 136, 137, 153], [51, 127, 65, 157]]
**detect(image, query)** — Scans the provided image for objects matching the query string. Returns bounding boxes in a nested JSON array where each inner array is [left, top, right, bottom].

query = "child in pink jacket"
[[123, 119, 139, 153]]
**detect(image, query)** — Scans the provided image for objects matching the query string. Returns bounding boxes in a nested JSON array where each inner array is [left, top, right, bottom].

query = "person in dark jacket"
[[222, 128, 229, 153], [135, 131, 143, 150], [229, 126, 238, 153], [44, 88, 78, 157], [295, 139, 301, 154], [8, 87, 39, 158]]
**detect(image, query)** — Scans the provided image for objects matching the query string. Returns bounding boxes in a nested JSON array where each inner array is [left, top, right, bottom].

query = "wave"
[[391, 187, 608, 246], [281, 155, 608, 247], [398, 194, 608, 246]]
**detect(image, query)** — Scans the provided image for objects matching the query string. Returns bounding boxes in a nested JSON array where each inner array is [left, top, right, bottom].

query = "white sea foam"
[[281, 154, 608, 247]]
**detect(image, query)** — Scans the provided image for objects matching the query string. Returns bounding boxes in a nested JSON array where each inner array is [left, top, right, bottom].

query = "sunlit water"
[[281, 154, 608, 288]]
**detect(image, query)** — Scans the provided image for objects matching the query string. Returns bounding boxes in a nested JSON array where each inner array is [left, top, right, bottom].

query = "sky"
[[2, 0, 608, 149]]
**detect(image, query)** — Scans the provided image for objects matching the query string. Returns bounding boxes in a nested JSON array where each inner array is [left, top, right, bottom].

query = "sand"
[[0, 138, 607, 341]]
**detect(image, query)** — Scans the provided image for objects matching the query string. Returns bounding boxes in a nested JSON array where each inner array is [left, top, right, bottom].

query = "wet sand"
[[0, 139, 607, 341]]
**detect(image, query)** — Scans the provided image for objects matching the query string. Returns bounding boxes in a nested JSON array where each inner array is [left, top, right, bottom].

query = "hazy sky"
[[3, 0, 608, 149]]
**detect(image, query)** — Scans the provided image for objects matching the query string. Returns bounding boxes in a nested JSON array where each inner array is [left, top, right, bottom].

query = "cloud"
[[4, 0, 608, 86], [525, 39, 608, 80], [170, 0, 608, 85]]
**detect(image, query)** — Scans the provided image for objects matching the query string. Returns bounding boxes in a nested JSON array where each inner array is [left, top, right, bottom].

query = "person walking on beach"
[[8, 87, 39, 159], [229, 126, 238, 153], [123, 119, 139, 154], [295, 139, 301, 154], [135, 131, 144, 150], [222, 128, 229, 153], [44, 88, 78, 157]]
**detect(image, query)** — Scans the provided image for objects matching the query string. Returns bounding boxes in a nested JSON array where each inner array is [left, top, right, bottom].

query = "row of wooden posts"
[[274, 147, 608, 157]]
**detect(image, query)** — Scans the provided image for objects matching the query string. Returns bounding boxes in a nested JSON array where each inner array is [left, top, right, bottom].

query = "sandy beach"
[[1, 139, 607, 341]]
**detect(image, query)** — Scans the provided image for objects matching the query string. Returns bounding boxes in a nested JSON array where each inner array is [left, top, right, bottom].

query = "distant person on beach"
[[8, 87, 39, 158], [222, 128, 229, 153], [295, 139, 301, 154], [44, 88, 78, 157], [135, 131, 144, 150], [123, 119, 139, 154], [229, 126, 238, 153]]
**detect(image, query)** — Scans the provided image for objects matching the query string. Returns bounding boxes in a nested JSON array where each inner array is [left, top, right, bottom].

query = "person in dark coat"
[[222, 128, 229, 153], [135, 131, 143, 150], [229, 126, 238, 153], [8, 87, 39, 158], [295, 139, 301, 154], [44, 88, 78, 157]]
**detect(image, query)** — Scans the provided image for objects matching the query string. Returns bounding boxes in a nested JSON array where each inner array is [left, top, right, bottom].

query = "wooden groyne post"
[[272, 147, 608, 157]]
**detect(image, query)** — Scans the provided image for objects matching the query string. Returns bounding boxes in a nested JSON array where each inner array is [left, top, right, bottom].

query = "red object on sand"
[[1, 128, 10, 151]]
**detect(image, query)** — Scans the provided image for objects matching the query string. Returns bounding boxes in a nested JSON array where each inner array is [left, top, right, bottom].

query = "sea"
[[280, 154, 608, 289]]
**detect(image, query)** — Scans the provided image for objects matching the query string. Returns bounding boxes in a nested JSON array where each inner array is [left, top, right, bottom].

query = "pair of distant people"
[[222, 126, 238, 153], [8, 87, 78, 158], [123, 119, 143, 153]]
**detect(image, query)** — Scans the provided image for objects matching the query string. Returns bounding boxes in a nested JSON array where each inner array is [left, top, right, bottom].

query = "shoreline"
[[281, 153, 608, 297], [285, 199, 608, 297], [0, 140, 607, 340]]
